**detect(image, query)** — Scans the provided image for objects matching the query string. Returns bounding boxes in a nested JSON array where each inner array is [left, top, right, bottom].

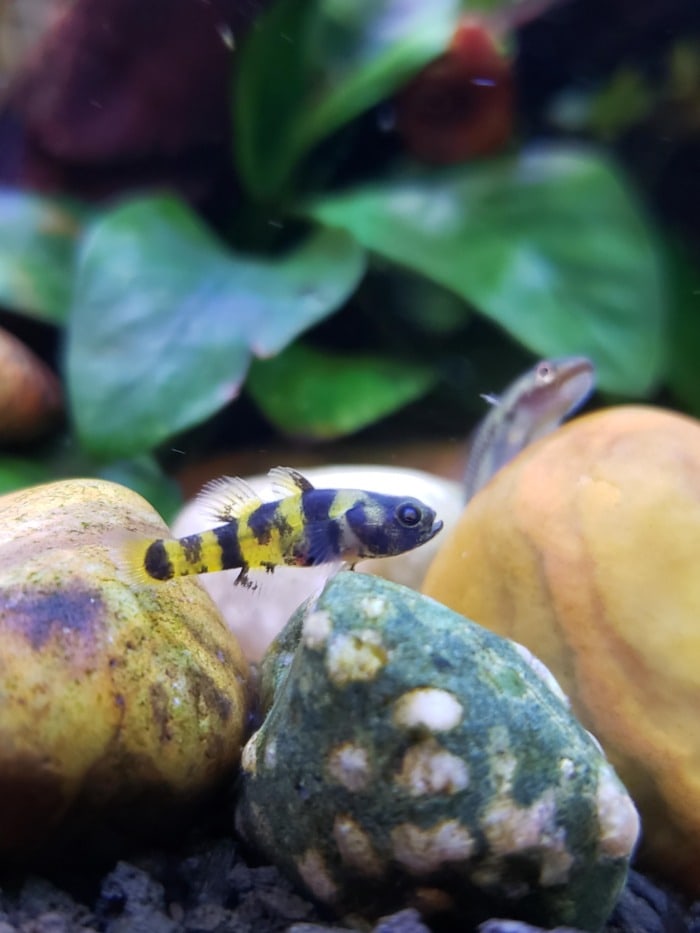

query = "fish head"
[[344, 493, 443, 559]]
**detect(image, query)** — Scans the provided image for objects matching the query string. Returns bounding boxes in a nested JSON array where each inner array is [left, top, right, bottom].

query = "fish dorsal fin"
[[268, 466, 314, 498], [196, 475, 263, 523], [481, 392, 500, 407]]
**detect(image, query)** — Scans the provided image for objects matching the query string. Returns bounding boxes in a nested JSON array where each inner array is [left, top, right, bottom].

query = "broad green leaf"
[[587, 68, 654, 140], [97, 456, 182, 523], [308, 144, 666, 395], [247, 342, 436, 438], [237, 0, 521, 199], [361, 263, 472, 336], [66, 195, 365, 458], [0, 448, 180, 521], [0, 188, 84, 323], [0, 457, 53, 495], [665, 241, 700, 415]]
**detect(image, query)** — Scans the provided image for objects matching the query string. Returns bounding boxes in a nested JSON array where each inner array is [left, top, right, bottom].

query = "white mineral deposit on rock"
[[332, 815, 384, 877], [393, 687, 464, 732], [240, 737, 257, 775], [302, 609, 333, 650], [596, 763, 642, 858], [326, 629, 388, 685], [327, 742, 372, 792], [296, 849, 339, 903], [391, 820, 476, 874], [394, 737, 470, 796]]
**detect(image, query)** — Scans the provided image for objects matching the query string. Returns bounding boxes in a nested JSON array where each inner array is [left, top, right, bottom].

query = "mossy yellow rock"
[[0, 478, 250, 862], [422, 406, 700, 894]]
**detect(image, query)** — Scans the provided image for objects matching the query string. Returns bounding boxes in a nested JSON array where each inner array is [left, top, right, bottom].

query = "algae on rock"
[[0, 478, 250, 863], [237, 571, 638, 931]]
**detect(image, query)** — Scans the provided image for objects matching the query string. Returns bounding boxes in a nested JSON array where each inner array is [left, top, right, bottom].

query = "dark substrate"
[[0, 829, 696, 933]]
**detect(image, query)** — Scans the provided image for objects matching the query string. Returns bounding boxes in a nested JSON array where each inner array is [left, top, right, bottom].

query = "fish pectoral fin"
[[197, 475, 263, 523], [268, 466, 315, 498], [304, 522, 338, 566]]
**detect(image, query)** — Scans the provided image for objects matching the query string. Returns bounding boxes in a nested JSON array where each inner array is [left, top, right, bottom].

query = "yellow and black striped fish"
[[123, 466, 443, 588]]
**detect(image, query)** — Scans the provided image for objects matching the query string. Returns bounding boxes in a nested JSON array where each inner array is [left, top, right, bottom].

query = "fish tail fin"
[[118, 536, 164, 585]]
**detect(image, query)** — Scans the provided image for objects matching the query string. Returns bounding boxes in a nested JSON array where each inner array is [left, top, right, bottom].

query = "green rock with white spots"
[[236, 572, 639, 931]]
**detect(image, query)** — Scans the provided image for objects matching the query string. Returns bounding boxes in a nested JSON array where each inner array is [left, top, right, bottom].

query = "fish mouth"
[[427, 519, 444, 541]]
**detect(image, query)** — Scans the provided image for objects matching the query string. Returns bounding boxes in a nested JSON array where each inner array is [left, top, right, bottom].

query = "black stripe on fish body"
[[214, 522, 245, 570], [272, 507, 295, 540], [180, 533, 203, 566], [246, 500, 279, 546], [237, 497, 306, 569], [144, 539, 175, 581], [244, 499, 300, 559], [300, 489, 343, 565], [268, 501, 297, 541], [300, 488, 337, 524], [345, 499, 393, 557]]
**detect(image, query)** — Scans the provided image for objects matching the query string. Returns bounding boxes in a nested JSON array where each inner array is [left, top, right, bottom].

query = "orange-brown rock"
[[0, 326, 62, 443], [423, 405, 700, 894]]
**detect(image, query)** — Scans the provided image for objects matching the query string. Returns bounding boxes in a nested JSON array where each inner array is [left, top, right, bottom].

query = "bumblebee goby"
[[123, 466, 444, 588]]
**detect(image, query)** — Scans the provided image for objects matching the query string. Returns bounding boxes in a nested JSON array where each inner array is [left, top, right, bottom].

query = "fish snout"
[[427, 518, 444, 541]]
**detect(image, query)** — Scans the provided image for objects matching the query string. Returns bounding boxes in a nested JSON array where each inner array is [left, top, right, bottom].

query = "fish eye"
[[396, 502, 422, 527], [535, 361, 555, 385]]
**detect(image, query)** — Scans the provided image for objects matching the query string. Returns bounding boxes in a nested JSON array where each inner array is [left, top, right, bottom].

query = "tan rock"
[[0, 478, 250, 861], [423, 405, 700, 893]]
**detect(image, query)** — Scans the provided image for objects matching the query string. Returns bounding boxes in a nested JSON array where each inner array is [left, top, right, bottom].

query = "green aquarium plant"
[[0, 0, 693, 504]]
